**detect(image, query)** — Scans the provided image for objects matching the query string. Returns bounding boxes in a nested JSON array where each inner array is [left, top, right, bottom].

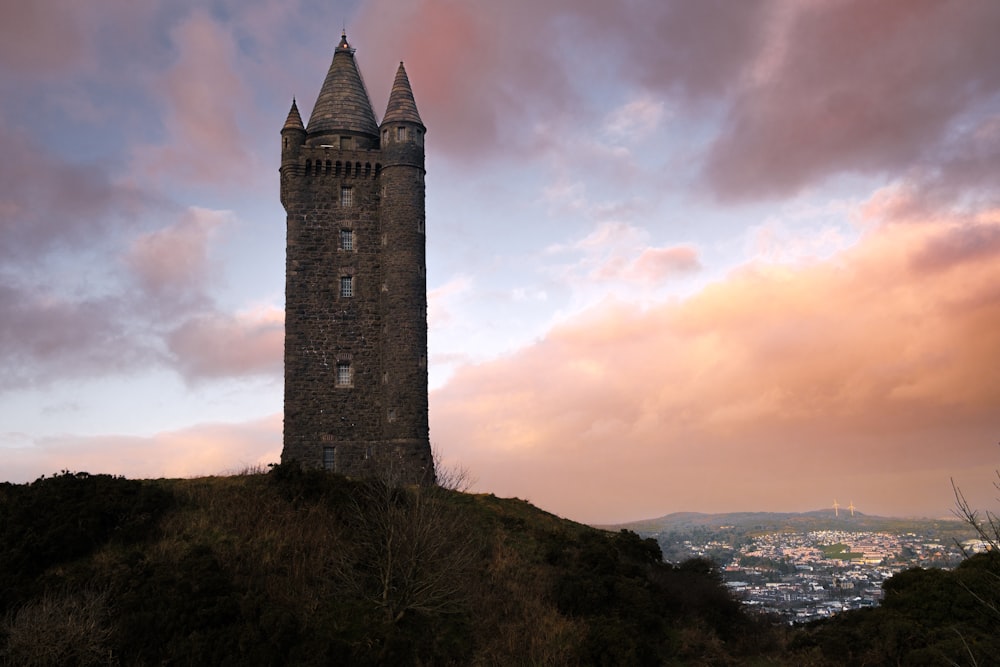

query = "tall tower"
[[280, 34, 433, 484]]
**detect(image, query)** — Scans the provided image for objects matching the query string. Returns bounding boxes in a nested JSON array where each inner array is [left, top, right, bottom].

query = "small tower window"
[[336, 362, 352, 387], [382, 129, 389, 144], [397, 126, 406, 141], [387, 408, 397, 422], [340, 229, 354, 251], [341, 186, 353, 207], [417, 218, 425, 234], [340, 276, 354, 298], [323, 446, 336, 470], [340, 136, 352, 150]]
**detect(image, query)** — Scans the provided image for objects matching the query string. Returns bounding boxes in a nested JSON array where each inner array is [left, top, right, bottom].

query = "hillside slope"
[[1, 466, 785, 666], [3, 467, 997, 666]]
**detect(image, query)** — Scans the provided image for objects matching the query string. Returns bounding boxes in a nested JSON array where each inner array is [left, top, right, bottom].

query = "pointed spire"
[[382, 62, 424, 127], [283, 98, 304, 131], [306, 32, 378, 141]]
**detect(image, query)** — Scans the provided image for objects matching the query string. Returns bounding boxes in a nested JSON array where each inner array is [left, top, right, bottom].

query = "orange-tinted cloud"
[[432, 197, 1000, 523]]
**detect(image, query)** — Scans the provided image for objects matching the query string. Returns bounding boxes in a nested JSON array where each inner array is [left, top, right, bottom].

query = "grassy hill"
[[1, 466, 998, 665]]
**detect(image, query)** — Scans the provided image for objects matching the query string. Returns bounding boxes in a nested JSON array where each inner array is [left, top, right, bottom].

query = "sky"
[[2, 0, 999, 524]]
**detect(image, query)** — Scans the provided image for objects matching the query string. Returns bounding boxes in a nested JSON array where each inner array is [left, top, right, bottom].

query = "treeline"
[[1, 467, 998, 665]]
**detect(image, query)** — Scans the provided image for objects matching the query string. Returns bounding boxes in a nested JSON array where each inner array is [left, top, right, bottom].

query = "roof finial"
[[337, 30, 352, 52]]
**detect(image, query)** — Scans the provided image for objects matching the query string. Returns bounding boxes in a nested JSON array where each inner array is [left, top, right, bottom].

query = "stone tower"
[[280, 33, 433, 484]]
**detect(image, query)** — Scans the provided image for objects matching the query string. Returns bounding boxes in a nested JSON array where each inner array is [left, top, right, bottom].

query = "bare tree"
[[952, 468, 1000, 554], [431, 445, 476, 492], [338, 453, 480, 624]]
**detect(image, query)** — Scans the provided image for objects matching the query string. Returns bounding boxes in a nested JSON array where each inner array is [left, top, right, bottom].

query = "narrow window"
[[336, 362, 352, 386], [340, 276, 354, 298], [340, 229, 354, 251], [387, 408, 397, 422], [341, 186, 353, 207], [397, 126, 406, 141], [382, 129, 389, 144], [340, 136, 352, 150], [417, 218, 425, 234], [323, 446, 335, 470]]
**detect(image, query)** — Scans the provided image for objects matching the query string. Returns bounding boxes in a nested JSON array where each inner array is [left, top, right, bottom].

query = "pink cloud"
[[432, 200, 1000, 523], [627, 246, 701, 283], [125, 207, 229, 308], [704, 0, 1000, 200], [348, 0, 771, 162], [167, 307, 284, 382], [3, 414, 282, 483], [132, 10, 258, 187]]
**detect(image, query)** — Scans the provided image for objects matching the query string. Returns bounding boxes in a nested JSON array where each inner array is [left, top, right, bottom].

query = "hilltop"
[[1, 467, 998, 665]]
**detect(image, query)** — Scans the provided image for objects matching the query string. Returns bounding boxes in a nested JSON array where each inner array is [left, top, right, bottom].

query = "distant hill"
[[612, 510, 971, 538]]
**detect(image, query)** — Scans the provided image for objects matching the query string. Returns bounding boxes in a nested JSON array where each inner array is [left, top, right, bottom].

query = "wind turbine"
[[848, 501, 856, 517], [833, 499, 840, 517]]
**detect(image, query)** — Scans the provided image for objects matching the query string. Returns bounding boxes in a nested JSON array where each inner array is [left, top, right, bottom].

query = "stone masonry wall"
[[281, 134, 433, 484]]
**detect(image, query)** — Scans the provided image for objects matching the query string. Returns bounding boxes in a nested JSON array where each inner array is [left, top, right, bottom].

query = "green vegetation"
[[2, 467, 998, 665], [818, 543, 864, 561]]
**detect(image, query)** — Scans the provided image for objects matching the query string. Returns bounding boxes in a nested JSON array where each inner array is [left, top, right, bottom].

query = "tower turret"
[[377, 62, 428, 463], [280, 98, 306, 208], [306, 32, 379, 149]]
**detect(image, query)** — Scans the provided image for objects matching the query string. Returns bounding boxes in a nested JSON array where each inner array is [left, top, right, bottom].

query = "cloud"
[[0, 0, 158, 80], [125, 207, 230, 310], [167, 306, 284, 383], [346, 0, 997, 207], [704, 0, 1000, 200], [0, 281, 152, 391], [0, 1, 94, 77], [2, 414, 282, 483], [132, 9, 258, 187], [432, 198, 1000, 523], [604, 96, 668, 142], [350, 0, 769, 161], [0, 123, 145, 260]]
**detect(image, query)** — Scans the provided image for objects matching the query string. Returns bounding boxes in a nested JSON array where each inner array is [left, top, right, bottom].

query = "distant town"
[[623, 510, 985, 623]]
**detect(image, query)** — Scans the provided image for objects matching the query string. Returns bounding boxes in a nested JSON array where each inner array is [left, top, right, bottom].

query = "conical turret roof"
[[283, 98, 305, 131], [306, 33, 378, 140], [382, 62, 424, 127]]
